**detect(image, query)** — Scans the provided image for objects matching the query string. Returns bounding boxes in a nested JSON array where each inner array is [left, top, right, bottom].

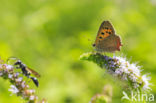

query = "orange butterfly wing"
[[94, 21, 115, 46], [93, 21, 122, 52]]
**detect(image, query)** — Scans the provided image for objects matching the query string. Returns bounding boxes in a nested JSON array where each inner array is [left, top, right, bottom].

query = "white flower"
[[8, 74, 13, 79], [16, 77, 23, 82], [29, 89, 35, 94], [21, 81, 26, 88], [29, 95, 35, 100], [14, 73, 19, 77], [113, 56, 151, 90], [128, 63, 141, 76], [29, 95, 38, 100], [8, 85, 19, 94], [129, 74, 137, 82], [0, 64, 2, 68], [6, 65, 13, 70], [115, 68, 123, 75], [133, 83, 139, 89], [0, 72, 3, 76], [142, 75, 151, 90], [81, 53, 152, 91]]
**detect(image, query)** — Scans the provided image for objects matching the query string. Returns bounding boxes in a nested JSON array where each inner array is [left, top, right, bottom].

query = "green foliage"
[[92, 96, 107, 103], [80, 52, 109, 68]]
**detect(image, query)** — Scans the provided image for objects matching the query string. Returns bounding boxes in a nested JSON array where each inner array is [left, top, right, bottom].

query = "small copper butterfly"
[[93, 20, 122, 52]]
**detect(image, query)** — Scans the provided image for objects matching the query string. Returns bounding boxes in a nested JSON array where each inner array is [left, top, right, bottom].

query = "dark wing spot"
[[99, 36, 102, 39], [105, 27, 108, 29], [106, 31, 108, 33], [108, 32, 111, 34], [101, 32, 105, 35]]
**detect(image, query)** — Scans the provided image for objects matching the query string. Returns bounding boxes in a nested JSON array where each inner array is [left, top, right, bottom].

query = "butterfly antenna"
[[84, 35, 93, 42], [82, 34, 95, 47]]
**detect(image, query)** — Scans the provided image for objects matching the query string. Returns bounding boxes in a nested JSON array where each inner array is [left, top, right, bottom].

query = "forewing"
[[95, 21, 116, 46]]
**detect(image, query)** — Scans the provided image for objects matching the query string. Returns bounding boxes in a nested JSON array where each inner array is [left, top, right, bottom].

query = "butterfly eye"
[[92, 44, 96, 47]]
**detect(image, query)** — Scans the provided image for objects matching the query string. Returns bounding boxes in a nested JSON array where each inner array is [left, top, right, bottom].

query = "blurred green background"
[[0, 0, 156, 103]]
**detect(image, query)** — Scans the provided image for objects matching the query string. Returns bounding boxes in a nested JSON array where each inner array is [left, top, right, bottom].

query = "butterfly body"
[[93, 21, 122, 53]]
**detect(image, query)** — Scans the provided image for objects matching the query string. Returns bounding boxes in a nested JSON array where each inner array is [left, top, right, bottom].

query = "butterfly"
[[93, 20, 122, 52]]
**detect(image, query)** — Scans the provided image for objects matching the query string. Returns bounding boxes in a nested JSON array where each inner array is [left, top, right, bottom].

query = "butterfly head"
[[92, 43, 96, 47]]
